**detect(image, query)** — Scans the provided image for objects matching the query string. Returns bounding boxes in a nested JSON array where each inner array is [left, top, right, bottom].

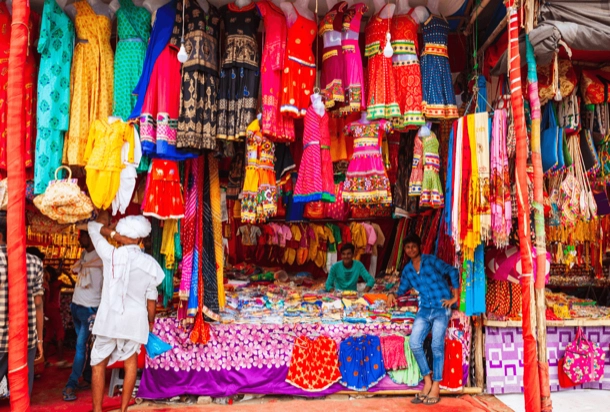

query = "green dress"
[[34, 0, 74, 194], [388, 336, 423, 386], [113, 0, 151, 120]]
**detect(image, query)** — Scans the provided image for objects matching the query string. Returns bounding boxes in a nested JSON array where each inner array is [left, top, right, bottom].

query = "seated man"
[[325, 243, 375, 292]]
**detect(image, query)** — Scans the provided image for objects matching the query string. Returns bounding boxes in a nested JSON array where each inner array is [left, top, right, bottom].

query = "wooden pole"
[[478, 17, 508, 55], [474, 315, 485, 389], [464, 0, 493, 35]]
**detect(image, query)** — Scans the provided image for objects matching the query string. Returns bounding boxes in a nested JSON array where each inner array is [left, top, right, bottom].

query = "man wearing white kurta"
[[86, 214, 164, 412]]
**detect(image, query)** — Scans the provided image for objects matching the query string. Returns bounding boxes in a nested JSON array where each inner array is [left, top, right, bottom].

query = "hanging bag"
[[562, 327, 606, 384], [579, 129, 600, 173], [541, 103, 562, 174], [34, 166, 94, 224]]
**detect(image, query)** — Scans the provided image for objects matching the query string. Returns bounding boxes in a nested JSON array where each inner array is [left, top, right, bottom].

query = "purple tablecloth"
[[138, 319, 421, 399], [485, 326, 610, 394]]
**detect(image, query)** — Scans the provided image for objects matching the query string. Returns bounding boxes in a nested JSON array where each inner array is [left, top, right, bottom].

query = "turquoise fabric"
[[34, 0, 74, 194]]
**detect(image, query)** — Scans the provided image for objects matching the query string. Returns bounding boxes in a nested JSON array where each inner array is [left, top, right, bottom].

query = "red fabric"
[[507, 3, 540, 412], [286, 336, 341, 391], [460, 120, 472, 244], [6, 0, 31, 408], [557, 358, 579, 388], [440, 338, 463, 390]]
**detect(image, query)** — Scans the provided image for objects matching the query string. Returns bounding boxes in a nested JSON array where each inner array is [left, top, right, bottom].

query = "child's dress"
[[408, 134, 423, 197], [420, 16, 458, 119], [341, 3, 368, 114], [142, 159, 185, 219], [294, 105, 335, 203], [280, 5, 317, 118], [420, 129, 444, 208], [343, 120, 392, 205], [364, 5, 400, 121], [319, 1, 348, 109], [338, 335, 386, 391], [391, 11, 425, 128]]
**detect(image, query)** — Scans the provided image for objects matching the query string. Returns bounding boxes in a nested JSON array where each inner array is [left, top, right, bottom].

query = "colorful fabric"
[[440, 339, 463, 391], [341, 3, 368, 114], [343, 121, 392, 205], [380, 335, 407, 371], [391, 12, 424, 127], [408, 135, 423, 196], [241, 120, 277, 223], [208, 154, 225, 309], [179, 160, 197, 301], [280, 5, 317, 118], [490, 109, 512, 248], [286, 336, 342, 391], [319, 2, 347, 108], [420, 16, 457, 119], [142, 159, 185, 220], [113, 0, 150, 120], [34, 0, 74, 194], [365, 6, 400, 121], [294, 106, 335, 203], [420, 129, 444, 208], [388, 336, 422, 385], [172, 0, 221, 151], [257, 0, 295, 142], [474, 112, 491, 241], [64, 0, 113, 166], [338, 335, 386, 391], [217, 3, 260, 141]]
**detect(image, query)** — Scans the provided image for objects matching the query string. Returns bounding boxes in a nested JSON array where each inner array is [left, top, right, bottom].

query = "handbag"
[[558, 358, 579, 388], [33, 166, 94, 224], [541, 103, 562, 174], [562, 327, 606, 384], [579, 129, 600, 173], [558, 92, 580, 135]]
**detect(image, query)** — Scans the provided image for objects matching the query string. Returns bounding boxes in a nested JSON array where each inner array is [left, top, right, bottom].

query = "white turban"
[[116, 215, 152, 239]]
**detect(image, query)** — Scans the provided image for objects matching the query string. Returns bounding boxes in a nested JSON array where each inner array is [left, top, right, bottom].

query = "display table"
[[138, 317, 471, 399], [485, 320, 610, 394]]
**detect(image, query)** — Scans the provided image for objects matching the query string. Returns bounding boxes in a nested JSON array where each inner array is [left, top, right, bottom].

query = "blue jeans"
[[410, 307, 451, 382], [66, 303, 97, 389]]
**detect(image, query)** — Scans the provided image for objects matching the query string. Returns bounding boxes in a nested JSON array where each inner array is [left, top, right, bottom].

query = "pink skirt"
[[342, 40, 366, 113]]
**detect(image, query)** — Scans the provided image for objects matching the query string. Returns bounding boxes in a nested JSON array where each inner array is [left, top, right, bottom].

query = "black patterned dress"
[[172, 0, 221, 152], [217, 3, 261, 141]]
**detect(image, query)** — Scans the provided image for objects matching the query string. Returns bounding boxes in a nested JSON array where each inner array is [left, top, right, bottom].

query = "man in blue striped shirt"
[[387, 233, 459, 405]]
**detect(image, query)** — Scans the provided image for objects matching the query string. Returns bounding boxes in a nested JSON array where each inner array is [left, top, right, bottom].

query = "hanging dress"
[[113, 0, 150, 121], [34, 0, 74, 195], [420, 129, 444, 208], [0, 8, 39, 178], [217, 3, 261, 141], [391, 10, 425, 128], [286, 336, 342, 391], [343, 120, 392, 205], [420, 16, 458, 119], [142, 158, 185, 219], [130, 0, 175, 119], [341, 3, 367, 114], [257, 0, 295, 142], [319, 1, 347, 109], [84, 119, 134, 209], [280, 5, 317, 118], [64, 0, 113, 166], [173, 0, 221, 152], [241, 119, 277, 223], [364, 5, 400, 121], [294, 106, 335, 203]]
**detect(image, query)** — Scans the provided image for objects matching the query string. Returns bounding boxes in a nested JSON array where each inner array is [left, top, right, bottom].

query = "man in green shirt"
[[325, 243, 375, 292]]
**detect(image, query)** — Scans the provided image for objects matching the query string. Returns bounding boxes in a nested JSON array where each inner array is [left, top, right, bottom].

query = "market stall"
[[5, 0, 610, 409]]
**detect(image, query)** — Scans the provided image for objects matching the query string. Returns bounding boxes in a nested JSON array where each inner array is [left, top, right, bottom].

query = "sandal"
[[62, 388, 77, 402], [424, 396, 441, 405], [411, 391, 430, 404]]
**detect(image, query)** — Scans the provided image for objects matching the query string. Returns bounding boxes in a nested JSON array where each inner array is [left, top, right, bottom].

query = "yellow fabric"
[[371, 223, 385, 256], [311, 224, 327, 268], [464, 114, 480, 259], [160, 219, 178, 269], [64, 0, 114, 166], [84, 119, 132, 209], [208, 153, 225, 309], [350, 222, 367, 260]]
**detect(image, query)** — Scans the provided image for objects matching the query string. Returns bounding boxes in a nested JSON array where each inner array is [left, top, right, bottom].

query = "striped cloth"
[[208, 153, 225, 309]]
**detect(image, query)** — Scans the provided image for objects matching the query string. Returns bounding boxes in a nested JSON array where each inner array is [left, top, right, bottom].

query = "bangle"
[[110, 231, 117, 240], [37, 339, 42, 344]]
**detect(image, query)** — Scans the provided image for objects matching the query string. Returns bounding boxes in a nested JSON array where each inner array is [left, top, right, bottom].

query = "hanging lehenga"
[[217, 2, 261, 141]]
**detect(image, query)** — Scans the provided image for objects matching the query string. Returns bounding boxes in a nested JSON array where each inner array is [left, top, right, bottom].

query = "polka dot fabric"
[[338, 335, 386, 391]]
